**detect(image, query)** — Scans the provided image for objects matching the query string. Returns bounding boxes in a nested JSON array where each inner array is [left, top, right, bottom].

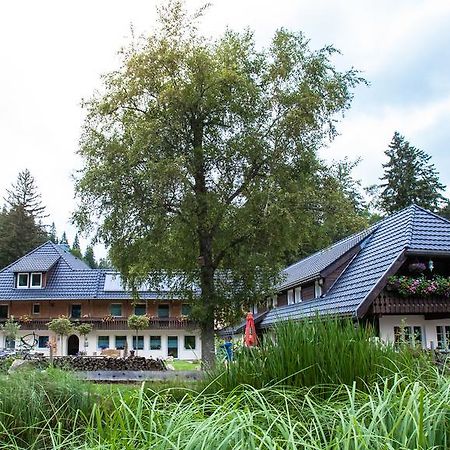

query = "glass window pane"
[[132, 336, 144, 350], [168, 336, 178, 348], [184, 335, 196, 349], [181, 304, 191, 316], [158, 304, 169, 318], [31, 273, 42, 287], [98, 336, 109, 349], [38, 336, 49, 348], [71, 305, 82, 318], [0, 305, 8, 319], [33, 304, 40, 315], [18, 273, 28, 288], [134, 304, 146, 316], [115, 336, 127, 350], [110, 304, 122, 317], [150, 336, 161, 350]]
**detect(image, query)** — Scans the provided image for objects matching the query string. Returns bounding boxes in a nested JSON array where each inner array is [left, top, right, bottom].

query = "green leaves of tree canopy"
[[74, 1, 365, 365]]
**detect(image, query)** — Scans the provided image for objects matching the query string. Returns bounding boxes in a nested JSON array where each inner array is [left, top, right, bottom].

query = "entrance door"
[[67, 335, 79, 356], [167, 336, 178, 358]]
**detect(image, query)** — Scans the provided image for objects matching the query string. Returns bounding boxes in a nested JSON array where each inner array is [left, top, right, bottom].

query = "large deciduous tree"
[[74, 1, 364, 366], [377, 132, 447, 214]]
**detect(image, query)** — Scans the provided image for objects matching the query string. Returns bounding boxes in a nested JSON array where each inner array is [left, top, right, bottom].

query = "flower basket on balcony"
[[388, 275, 450, 297], [18, 315, 32, 324], [102, 314, 115, 323]]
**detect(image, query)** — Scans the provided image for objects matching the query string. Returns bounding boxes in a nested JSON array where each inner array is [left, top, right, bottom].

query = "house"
[[0, 242, 201, 359], [256, 204, 450, 350]]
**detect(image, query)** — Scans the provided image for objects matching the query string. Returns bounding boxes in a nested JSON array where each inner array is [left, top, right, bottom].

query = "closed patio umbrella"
[[244, 312, 257, 347]]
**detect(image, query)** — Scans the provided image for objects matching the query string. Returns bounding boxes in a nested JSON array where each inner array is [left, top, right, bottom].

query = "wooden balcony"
[[372, 291, 450, 315], [0, 317, 197, 331]]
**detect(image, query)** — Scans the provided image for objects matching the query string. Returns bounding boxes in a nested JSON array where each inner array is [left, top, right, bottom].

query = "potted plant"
[[0, 317, 20, 349], [47, 316, 73, 356], [408, 261, 426, 274], [75, 323, 93, 351], [127, 314, 149, 356]]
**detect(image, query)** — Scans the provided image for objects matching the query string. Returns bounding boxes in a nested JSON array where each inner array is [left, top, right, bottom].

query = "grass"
[[0, 318, 448, 449], [170, 359, 201, 371]]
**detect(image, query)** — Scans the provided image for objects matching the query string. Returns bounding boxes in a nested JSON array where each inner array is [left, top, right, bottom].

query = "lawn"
[[170, 359, 201, 371]]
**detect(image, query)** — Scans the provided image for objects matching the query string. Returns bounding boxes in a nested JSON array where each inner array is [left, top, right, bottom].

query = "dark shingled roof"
[[279, 227, 374, 290], [0, 241, 172, 301], [261, 205, 450, 327]]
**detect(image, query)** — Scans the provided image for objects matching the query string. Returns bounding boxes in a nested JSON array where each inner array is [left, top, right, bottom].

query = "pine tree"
[[59, 232, 68, 245], [49, 222, 58, 243], [70, 233, 83, 259], [378, 132, 447, 214], [5, 169, 48, 220], [84, 245, 97, 268]]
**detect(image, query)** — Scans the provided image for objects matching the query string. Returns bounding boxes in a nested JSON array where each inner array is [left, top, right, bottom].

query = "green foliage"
[[0, 317, 21, 340], [74, 1, 365, 364], [206, 317, 431, 393], [74, 323, 93, 337], [49, 221, 58, 243], [83, 245, 97, 268], [127, 314, 149, 331], [377, 132, 447, 214], [47, 317, 73, 336], [388, 275, 450, 297], [59, 231, 68, 245]]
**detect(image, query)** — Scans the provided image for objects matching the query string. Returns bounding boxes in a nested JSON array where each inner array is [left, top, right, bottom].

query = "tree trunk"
[[201, 316, 216, 369]]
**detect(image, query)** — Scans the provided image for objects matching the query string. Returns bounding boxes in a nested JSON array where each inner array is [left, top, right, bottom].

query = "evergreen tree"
[[5, 169, 48, 220], [0, 170, 49, 268], [84, 245, 97, 268], [0, 205, 47, 268], [59, 231, 68, 245], [378, 132, 447, 214], [70, 233, 83, 259], [49, 222, 58, 243]]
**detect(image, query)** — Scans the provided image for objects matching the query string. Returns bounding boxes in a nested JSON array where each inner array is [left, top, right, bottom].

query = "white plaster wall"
[[6, 329, 202, 360], [379, 315, 450, 349]]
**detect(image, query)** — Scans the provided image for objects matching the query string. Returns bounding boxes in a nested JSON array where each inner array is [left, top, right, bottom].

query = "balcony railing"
[[0, 317, 196, 331]]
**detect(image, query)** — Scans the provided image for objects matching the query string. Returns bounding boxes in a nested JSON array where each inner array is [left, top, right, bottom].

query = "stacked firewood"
[[51, 356, 166, 371]]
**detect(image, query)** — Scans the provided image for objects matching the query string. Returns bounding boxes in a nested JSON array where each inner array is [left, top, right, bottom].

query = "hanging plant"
[[408, 262, 426, 274]]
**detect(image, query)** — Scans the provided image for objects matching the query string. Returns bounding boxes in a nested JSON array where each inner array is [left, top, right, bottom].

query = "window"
[[134, 304, 146, 316], [38, 336, 49, 348], [436, 326, 450, 350], [30, 273, 42, 288], [272, 295, 278, 308], [181, 304, 191, 316], [287, 289, 294, 305], [150, 336, 162, 350], [5, 338, 15, 349], [110, 304, 122, 317], [184, 335, 196, 350], [168, 336, 178, 358], [115, 336, 127, 350], [314, 280, 322, 298], [294, 287, 302, 303], [394, 326, 423, 346], [70, 304, 82, 319], [251, 303, 258, 315], [98, 336, 110, 349], [0, 305, 8, 319], [32, 303, 40, 315], [17, 273, 29, 288], [132, 336, 144, 350], [158, 304, 170, 318]]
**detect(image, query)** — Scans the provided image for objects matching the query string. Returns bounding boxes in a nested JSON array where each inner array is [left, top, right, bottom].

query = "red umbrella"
[[244, 312, 257, 347]]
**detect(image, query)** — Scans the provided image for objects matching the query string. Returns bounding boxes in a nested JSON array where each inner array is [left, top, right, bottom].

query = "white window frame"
[[436, 325, 450, 350], [30, 272, 43, 289], [287, 289, 294, 305], [252, 303, 258, 315], [314, 280, 322, 298], [294, 287, 302, 303], [17, 273, 29, 289], [272, 295, 278, 308]]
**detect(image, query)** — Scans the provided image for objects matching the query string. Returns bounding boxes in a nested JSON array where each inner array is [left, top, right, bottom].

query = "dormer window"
[[16, 272, 43, 289], [17, 273, 29, 288], [30, 273, 42, 288]]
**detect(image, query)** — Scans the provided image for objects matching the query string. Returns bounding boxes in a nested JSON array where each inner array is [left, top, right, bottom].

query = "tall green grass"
[[206, 318, 433, 393], [2, 371, 449, 449]]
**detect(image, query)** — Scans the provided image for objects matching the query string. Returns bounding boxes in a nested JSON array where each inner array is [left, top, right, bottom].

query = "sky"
[[1, 0, 450, 258]]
